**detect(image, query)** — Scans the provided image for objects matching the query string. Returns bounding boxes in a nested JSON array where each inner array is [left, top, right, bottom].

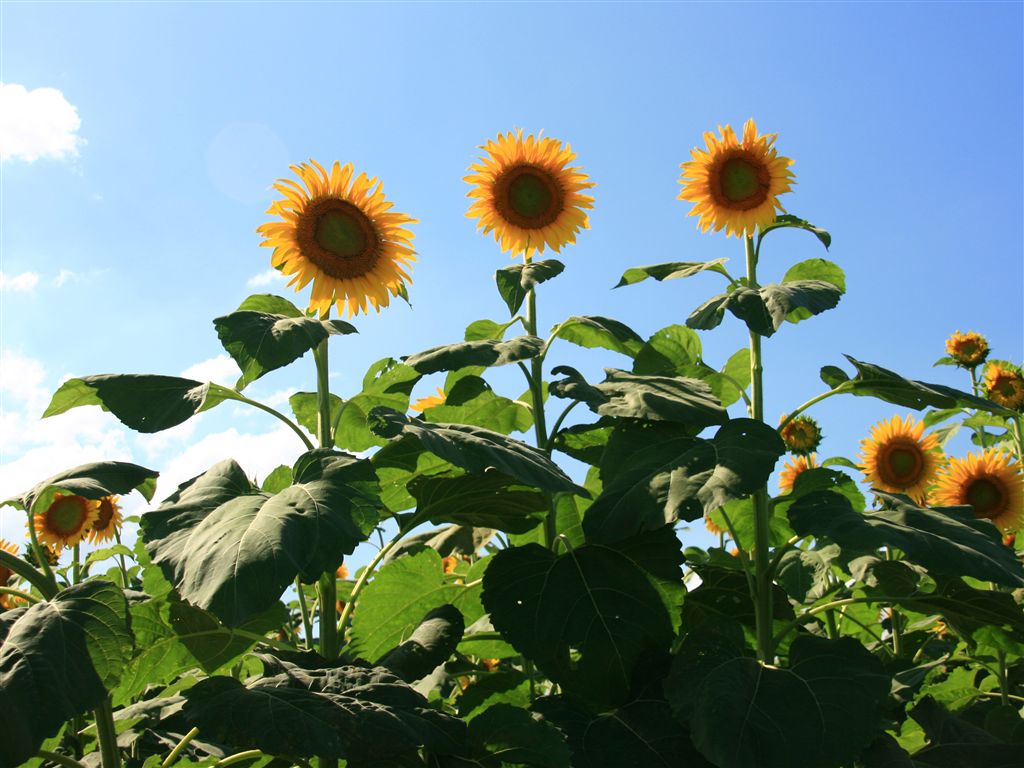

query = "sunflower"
[[33, 493, 99, 550], [933, 450, 1024, 532], [257, 160, 417, 318], [945, 330, 989, 369], [779, 415, 822, 455], [679, 119, 795, 238], [87, 495, 123, 544], [983, 361, 1024, 411], [779, 454, 818, 494], [0, 539, 18, 609], [859, 415, 942, 502], [410, 387, 446, 413], [336, 563, 349, 580], [704, 514, 725, 536], [465, 129, 595, 259]]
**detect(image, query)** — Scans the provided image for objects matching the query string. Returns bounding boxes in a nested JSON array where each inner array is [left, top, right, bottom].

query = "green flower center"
[[49, 497, 86, 534], [966, 478, 1004, 518], [316, 209, 368, 258], [508, 172, 554, 220], [887, 448, 920, 481], [720, 158, 761, 202]]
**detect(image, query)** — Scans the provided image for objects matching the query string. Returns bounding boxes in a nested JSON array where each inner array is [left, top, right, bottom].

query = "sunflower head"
[[679, 118, 795, 238], [0, 539, 18, 609], [779, 415, 823, 455], [779, 454, 818, 495], [983, 360, 1024, 411], [87, 495, 123, 545], [33, 493, 100, 550], [465, 129, 595, 259], [933, 450, 1024, 532], [410, 387, 446, 413], [336, 563, 349, 580], [704, 514, 725, 536], [945, 330, 989, 369], [257, 160, 417, 318], [859, 415, 942, 503]]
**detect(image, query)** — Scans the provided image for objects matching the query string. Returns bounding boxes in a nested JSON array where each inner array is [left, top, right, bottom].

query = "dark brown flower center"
[[882, 445, 923, 484], [966, 477, 1005, 519], [296, 198, 380, 279], [48, 496, 88, 534], [493, 165, 564, 229], [95, 498, 116, 530], [712, 151, 770, 211]]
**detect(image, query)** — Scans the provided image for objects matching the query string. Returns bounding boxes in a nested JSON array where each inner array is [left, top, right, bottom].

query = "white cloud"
[[0, 83, 84, 162], [54, 269, 77, 287], [0, 271, 40, 292], [180, 354, 239, 386], [247, 268, 286, 288]]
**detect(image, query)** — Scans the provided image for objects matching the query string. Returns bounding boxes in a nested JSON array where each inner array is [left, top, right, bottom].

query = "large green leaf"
[[550, 367, 728, 429], [0, 581, 133, 767], [404, 336, 543, 374], [781, 258, 846, 323], [422, 375, 532, 435], [466, 704, 571, 767], [372, 434, 459, 513], [142, 450, 381, 626], [687, 282, 842, 337], [632, 324, 704, 376], [214, 295, 357, 390], [758, 214, 832, 249], [666, 624, 889, 768], [614, 259, 731, 288], [787, 490, 1024, 587], [908, 696, 1022, 767], [495, 259, 565, 315], [376, 604, 465, 683], [552, 316, 645, 358], [411, 473, 546, 534], [5, 460, 158, 514], [44, 374, 239, 433], [368, 406, 586, 496], [482, 526, 685, 709], [551, 420, 613, 466], [289, 391, 344, 436], [681, 566, 794, 628], [332, 357, 421, 451]]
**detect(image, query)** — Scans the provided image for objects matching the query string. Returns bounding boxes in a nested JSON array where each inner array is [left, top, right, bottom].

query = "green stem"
[[997, 648, 1010, 707], [313, 338, 338, 667], [765, 535, 801, 584], [113, 528, 131, 589], [313, 340, 334, 450], [975, 690, 1024, 705], [37, 751, 86, 768], [24, 509, 57, 587], [215, 751, 265, 768], [161, 727, 200, 768], [886, 547, 903, 657], [0, 548, 57, 599], [545, 400, 581, 450], [825, 610, 839, 640], [773, 595, 907, 646], [523, 287, 556, 549], [718, 506, 756, 602], [745, 234, 773, 663], [94, 696, 121, 768], [296, 578, 314, 650], [72, 543, 81, 585], [777, 388, 843, 432], [232, 391, 315, 452], [0, 586, 41, 604]]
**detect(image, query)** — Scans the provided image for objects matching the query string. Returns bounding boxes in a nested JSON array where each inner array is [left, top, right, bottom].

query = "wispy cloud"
[[0, 83, 84, 163], [0, 271, 40, 293], [247, 268, 285, 288], [180, 354, 239, 386]]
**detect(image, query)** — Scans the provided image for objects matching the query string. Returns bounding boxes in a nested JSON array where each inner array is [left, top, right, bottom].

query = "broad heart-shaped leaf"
[[372, 434, 459, 514], [482, 526, 685, 709], [404, 335, 544, 374], [43, 374, 241, 433], [907, 696, 1022, 767], [583, 419, 785, 545], [495, 259, 565, 315], [550, 367, 728, 430], [687, 282, 842, 337], [759, 214, 832, 249], [368, 407, 586, 496], [894, 577, 1024, 641], [175, 667, 465, 763], [376, 605, 465, 683], [332, 357, 422, 452], [787, 490, 1024, 587], [781, 258, 846, 323], [666, 624, 889, 768], [5, 460, 158, 514], [466, 704, 571, 768], [0, 581, 133, 768], [214, 299, 357, 390], [422, 374, 533, 435], [614, 258, 731, 288], [142, 449, 381, 627], [833, 356, 1017, 416], [411, 473, 546, 534], [552, 316, 645, 358], [289, 391, 343, 436]]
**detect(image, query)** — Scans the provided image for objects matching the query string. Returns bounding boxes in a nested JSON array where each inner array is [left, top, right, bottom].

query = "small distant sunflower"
[[983, 361, 1024, 411], [704, 515, 725, 536], [679, 118, 795, 238], [779, 415, 822, 455], [442, 555, 459, 575], [945, 331, 989, 369], [34, 493, 99, 550], [859, 415, 942, 502], [779, 454, 818, 495], [465, 129, 595, 259], [87, 495, 123, 544], [410, 387, 446, 413], [258, 160, 417, 318], [336, 563, 349, 580], [0, 540, 18, 609], [933, 450, 1024, 532]]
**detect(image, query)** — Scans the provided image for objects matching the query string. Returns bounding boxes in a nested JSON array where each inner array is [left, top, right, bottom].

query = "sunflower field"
[[3, 119, 1024, 768]]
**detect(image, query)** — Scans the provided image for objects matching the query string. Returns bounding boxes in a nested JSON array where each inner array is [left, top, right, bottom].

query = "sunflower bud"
[[945, 330, 989, 368], [778, 415, 822, 455], [984, 361, 1024, 411]]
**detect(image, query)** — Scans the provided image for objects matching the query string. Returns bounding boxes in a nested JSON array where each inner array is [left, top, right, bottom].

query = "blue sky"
[[1, 1, 1021, 557]]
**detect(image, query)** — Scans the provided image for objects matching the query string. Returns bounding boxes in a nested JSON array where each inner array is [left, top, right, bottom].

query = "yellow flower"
[[704, 514, 725, 536], [257, 160, 417, 318], [87, 495, 123, 544], [945, 330, 989, 368], [984, 361, 1024, 411], [33, 493, 99, 550], [779, 415, 822, 455], [678, 119, 795, 238], [442, 555, 459, 574], [336, 563, 349, 580], [933, 450, 1024, 532], [0, 539, 18, 610], [779, 454, 818, 495], [410, 387, 446, 413], [859, 415, 942, 502], [465, 129, 595, 259]]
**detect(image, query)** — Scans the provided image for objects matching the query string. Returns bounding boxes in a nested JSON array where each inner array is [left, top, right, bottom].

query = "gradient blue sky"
[[1, 1, 1021, 556]]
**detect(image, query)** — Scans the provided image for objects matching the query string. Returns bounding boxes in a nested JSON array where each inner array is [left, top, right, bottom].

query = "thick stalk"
[[0, 549, 56, 599], [25, 509, 57, 587], [215, 752, 265, 768], [37, 752, 86, 768], [231, 392, 315, 452], [161, 727, 200, 768], [523, 287, 556, 549], [296, 577, 314, 650], [73, 543, 81, 584], [113, 529, 131, 588], [94, 697, 121, 768], [745, 234, 773, 663]]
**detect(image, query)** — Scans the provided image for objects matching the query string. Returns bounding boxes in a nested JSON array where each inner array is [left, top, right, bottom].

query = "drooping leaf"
[[142, 450, 381, 626], [759, 214, 832, 249], [781, 258, 846, 323], [376, 604, 465, 683], [410, 473, 546, 534], [386, 525, 496, 563], [774, 545, 842, 603], [0, 581, 133, 768], [404, 336, 544, 374], [6, 460, 158, 513], [495, 259, 565, 315], [368, 406, 586, 496], [687, 283, 841, 337], [614, 259, 731, 288], [482, 526, 685, 709], [552, 316, 645, 358], [787, 490, 1024, 586], [632, 324, 703, 376], [372, 433, 458, 514], [465, 317, 521, 342], [551, 420, 613, 466]]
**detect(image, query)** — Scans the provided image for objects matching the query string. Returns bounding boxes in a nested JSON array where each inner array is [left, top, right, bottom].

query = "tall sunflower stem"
[[161, 727, 200, 768], [94, 696, 121, 768], [113, 528, 131, 589], [72, 543, 81, 585], [0, 548, 57, 599], [997, 648, 1011, 707], [886, 547, 904, 657], [24, 509, 57, 587], [296, 577, 314, 650], [523, 287, 556, 550], [745, 234, 774, 663]]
